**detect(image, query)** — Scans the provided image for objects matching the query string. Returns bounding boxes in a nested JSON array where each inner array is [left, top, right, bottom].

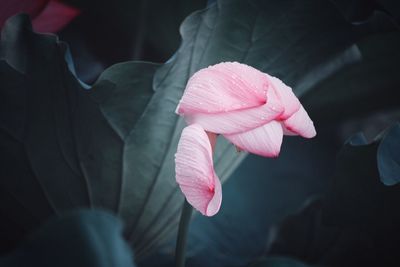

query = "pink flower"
[[175, 62, 316, 216]]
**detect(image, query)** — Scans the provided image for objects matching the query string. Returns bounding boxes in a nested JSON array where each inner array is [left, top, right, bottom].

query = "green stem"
[[175, 200, 193, 267]]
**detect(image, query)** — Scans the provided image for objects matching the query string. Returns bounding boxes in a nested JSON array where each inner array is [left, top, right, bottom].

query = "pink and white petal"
[[175, 124, 222, 216], [283, 105, 316, 138], [224, 121, 283, 157], [177, 62, 273, 115], [269, 75, 301, 120], [185, 96, 283, 134]]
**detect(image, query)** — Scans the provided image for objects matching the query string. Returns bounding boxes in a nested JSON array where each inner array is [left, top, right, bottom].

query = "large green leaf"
[[0, 14, 162, 257], [0, 9, 241, 258], [138, 0, 360, 259], [157, 0, 358, 97], [0, 210, 136, 267], [140, 0, 361, 263]]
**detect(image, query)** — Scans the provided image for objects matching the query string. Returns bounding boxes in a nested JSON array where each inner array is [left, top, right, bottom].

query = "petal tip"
[[205, 206, 220, 216], [308, 127, 317, 138], [283, 106, 317, 138], [175, 102, 183, 115], [301, 123, 317, 138], [205, 175, 222, 216], [257, 148, 281, 158]]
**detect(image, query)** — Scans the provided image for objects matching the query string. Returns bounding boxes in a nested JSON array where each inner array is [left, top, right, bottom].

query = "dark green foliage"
[[0, 14, 165, 257], [302, 29, 400, 122], [247, 257, 310, 267], [0, 210, 136, 267], [301, 1, 400, 123], [265, 130, 400, 266], [59, 0, 208, 82], [160, 0, 357, 98], [0, 6, 248, 257], [142, 129, 339, 267], [378, 123, 400, 185]]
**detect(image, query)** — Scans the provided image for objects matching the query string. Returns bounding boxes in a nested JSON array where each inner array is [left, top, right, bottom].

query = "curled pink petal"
[[177, 62, 273, 115], [184, 88, 283, 134], [224, 121, 283, 157], [269, 76, 301, 120], [283, 105, 316, 138], [175, 124, 222, 216]]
